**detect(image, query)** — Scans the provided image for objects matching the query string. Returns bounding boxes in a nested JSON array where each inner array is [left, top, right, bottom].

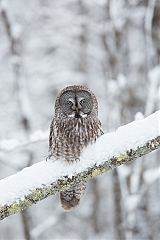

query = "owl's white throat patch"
[[68, 113, 75, 118], [79, 112, 87, 118], [68, 112, 88, 119]]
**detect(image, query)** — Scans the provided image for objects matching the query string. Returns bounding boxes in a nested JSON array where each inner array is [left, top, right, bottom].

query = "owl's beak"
[[75, 107, 81, 118], [75, 107, 79, 113]]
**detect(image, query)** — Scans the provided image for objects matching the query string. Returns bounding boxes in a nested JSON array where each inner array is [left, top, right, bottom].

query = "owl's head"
[[55, 85, 98, 119]]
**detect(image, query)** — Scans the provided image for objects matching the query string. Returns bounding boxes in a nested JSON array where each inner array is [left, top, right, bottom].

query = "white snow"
[[134, 112, 144, 121], [0, 110, 159, 206]]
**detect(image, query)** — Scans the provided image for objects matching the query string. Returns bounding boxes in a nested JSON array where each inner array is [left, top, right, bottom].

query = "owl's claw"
[[46, 154, 52, 161]]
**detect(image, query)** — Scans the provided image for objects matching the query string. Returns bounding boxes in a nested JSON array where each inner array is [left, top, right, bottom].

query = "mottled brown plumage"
[[49, 85, 103, 210]]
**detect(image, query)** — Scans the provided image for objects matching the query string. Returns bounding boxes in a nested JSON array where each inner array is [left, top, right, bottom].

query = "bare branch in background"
[[0, 130, 48, 153], [1, 3, 33, 239], [152, 0, 160, 63]]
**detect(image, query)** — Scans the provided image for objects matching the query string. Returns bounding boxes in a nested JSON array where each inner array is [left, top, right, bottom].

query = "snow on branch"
[[0, 111, 159, 221]]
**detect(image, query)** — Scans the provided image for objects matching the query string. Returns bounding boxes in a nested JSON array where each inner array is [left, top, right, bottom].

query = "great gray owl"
[[49, 85, 103, 210]]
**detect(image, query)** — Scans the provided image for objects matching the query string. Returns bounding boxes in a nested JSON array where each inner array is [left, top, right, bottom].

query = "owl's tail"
[[60, 182, 86, 210]]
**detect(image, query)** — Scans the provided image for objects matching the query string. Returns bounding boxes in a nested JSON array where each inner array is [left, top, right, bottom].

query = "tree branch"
[[0, 110, 159, 221]]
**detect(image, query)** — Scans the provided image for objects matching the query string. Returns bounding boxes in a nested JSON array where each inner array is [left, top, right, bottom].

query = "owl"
[[49, 85, 103, 210]]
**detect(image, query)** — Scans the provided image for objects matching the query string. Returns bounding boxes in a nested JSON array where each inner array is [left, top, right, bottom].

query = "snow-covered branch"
[[0, 110, 159, 221]]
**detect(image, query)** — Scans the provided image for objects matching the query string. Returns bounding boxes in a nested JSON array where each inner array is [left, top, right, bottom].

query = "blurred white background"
[[0, 0, 160, 239]]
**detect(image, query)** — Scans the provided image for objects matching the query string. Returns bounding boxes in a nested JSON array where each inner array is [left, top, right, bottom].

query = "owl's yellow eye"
[[66, 100, 73, 106], [80, 99, 85, 105]]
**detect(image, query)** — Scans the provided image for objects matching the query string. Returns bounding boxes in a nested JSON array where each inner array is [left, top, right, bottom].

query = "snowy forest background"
[[0, 0, 160, 239]]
